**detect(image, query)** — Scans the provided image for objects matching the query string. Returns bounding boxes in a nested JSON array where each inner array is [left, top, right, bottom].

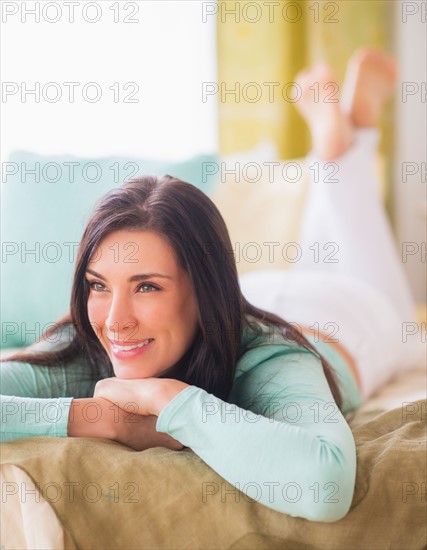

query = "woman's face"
[[85, 229, 199, 379]]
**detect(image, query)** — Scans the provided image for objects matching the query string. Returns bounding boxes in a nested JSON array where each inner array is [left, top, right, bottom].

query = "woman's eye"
[[88, 281, 105, 292], [87, 280, 158, 293], [138, 283, 158, 293]]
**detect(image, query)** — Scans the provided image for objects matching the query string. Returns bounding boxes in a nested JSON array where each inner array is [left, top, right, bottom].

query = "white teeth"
[[113, 339, 153, 352]]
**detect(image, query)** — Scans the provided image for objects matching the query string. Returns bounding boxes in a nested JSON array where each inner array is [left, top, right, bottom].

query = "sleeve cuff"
[[155, 385, 199, 433], [58, 397, 74, 437], [0, 396, 74, 442]]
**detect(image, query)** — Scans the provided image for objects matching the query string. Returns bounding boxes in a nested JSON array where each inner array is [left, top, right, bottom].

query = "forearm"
[[67, 397, 117, 439], [156, 386, 356, 522], [68, 397, 183, 451]]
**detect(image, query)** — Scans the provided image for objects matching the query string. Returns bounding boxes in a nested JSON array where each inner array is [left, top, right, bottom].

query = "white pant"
[[239, 129, 422, 401]]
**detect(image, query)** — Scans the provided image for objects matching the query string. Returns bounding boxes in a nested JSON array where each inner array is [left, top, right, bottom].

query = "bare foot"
[[294, 63, 355, 161], [341, 48, 397, 127]]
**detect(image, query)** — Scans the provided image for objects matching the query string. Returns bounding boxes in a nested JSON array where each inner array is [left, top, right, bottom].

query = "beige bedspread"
[[1, 392, 426, 550]]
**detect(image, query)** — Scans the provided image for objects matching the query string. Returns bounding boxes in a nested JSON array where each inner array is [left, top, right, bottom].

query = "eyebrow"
[[85, 268, 173, 282]]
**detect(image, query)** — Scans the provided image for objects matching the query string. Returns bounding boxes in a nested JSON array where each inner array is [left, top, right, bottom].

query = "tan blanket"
[[1, 399, 426, 550]]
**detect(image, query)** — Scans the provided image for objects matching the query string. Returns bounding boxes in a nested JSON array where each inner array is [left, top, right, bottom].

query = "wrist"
[[67, 397, 117, 439], [151, 380, 190, 416]]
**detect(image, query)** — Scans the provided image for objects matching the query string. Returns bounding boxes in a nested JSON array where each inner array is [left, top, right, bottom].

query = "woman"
[[0, 49, 420, 522]]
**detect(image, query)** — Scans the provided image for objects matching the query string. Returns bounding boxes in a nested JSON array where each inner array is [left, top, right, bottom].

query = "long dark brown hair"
[[1, 175, 343, 410]]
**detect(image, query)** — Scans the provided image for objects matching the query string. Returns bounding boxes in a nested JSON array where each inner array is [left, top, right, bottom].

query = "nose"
[[105, 294, 139, 340]]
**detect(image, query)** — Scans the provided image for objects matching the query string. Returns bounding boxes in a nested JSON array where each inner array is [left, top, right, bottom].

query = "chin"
[[111, 364, 145, 380], [116, 373, 149, 380], [114, 371, 150, 380], [112, 363, 163, 380]]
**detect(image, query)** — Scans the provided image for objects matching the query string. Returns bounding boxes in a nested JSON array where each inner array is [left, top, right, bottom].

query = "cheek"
[[87, 298, 107, 330], [175, 297, 199, 341]]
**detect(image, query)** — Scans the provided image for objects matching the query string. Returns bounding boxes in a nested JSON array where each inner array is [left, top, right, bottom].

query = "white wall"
[[1, 0, 218, 161], [393, 1, 427, 303]]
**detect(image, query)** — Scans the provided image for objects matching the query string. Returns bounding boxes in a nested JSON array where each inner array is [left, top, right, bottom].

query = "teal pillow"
[[1, 151, 218, 349]]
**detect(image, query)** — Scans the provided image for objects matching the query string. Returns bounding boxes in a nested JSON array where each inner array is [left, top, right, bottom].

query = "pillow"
[[211, 140, 309, 276], [1, 151, 218, 349]]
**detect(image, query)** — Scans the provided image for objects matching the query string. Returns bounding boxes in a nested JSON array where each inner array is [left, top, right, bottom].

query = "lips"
[[108, 338, 153, 345], [108, 338, 155, 352], [110, 338, 155, 359]]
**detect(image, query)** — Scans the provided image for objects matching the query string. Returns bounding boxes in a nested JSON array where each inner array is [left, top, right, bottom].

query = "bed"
[[1, 151, 425, 549], [1, 343, 425, 550]]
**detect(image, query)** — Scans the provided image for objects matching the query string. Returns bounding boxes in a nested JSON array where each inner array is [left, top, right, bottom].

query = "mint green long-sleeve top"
[[0, 317, 362, 522]]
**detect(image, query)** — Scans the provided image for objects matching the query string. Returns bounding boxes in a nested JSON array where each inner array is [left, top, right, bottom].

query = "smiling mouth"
[[110, 339, 154, 352]]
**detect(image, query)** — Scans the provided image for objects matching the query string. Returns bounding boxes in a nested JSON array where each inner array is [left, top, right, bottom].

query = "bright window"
[[1, 0, 218, 161]]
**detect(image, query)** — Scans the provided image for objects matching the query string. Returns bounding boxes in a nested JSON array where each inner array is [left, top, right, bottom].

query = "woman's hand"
[[93, 377, 190, 417]]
